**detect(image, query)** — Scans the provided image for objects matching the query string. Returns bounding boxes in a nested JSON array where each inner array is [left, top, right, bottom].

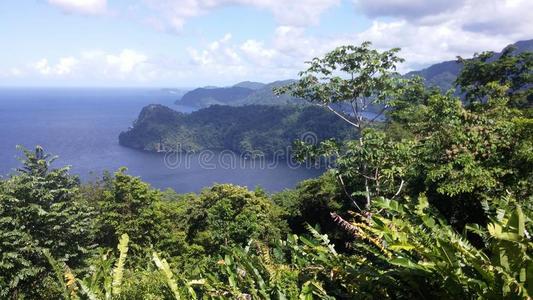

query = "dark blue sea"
[[0, 88, 322, 193]]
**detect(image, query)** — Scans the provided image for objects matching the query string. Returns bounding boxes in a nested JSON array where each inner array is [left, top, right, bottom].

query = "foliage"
[[1, 42, 532, 299], [0, 146, 94, 298], [277, 42, 406, 208], [342, 195, 533, 298], [119, 104, 354, 157], [276, 41, 404, 130], [94, 168, 183, 256], [456, 45, 533, 107], [185, 184, 287, 254]]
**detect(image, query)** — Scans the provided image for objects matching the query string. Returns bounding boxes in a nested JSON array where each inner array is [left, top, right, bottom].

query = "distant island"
[[119, 104, 354, 157]]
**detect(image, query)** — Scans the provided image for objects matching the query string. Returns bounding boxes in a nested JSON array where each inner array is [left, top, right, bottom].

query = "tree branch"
[[391, 179, 404, 199], [338, 175, 362, 211], [325, 105, 360, 128]]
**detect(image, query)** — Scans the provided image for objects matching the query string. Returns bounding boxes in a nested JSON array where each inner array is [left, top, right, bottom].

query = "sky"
[[0, 0, 532, 87]]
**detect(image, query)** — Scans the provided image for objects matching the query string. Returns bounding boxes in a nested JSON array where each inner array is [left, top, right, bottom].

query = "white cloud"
[[182, 29, 357, 83], [56, 57, 79, 75], [6, 0, 533, 86], [187, 34, 242, 67], [24, 49, 158, 84], [106, 49, 147, 73], [34, 57, 79, 76], [34, 59, 52, 75], [353, 0, 533, 72], [143, 0, 339, 32], [48, 0, 107, 15], [240, 40, 277, 66]]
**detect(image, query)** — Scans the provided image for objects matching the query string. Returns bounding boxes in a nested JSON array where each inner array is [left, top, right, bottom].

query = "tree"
[[94, 168, 174, 256], [0, 146, 94, 298], [388, 66, 532, 228], [277, 42, 405, 208], [185, 184, 286, 254], [456, 46, 533, 107]]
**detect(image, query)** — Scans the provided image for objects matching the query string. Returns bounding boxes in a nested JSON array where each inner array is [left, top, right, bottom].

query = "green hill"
[[406, 39, 533, 91], [119, 104, 354, 156]]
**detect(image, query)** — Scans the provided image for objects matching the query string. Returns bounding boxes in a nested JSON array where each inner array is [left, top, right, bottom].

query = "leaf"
[[487, 223, 502, 237], [153, 252, 181, 300], [389, 257, 426, 270], [389, 243, 415, 251], [78, 280, 101, 300], [507, 206, 525, 237], [111, 233, 129, 296]]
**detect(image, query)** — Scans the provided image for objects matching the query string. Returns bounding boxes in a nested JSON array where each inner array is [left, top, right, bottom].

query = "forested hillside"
[[1, 42, 532, 299], [119, 104, 355, 157]]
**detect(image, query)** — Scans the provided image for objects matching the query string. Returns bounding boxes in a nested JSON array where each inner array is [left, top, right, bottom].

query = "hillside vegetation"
[[1, 41, 532, 299], [119, 104, 355, 157]]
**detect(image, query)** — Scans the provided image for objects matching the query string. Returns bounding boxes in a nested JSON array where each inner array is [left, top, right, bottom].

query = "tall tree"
[[277, 42, 405, 208], [0, 146, 94, 298]]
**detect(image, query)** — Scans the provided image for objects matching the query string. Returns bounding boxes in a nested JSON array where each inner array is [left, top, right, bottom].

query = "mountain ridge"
[[406, 38, 533, 90], [175, 39, 532, 107]]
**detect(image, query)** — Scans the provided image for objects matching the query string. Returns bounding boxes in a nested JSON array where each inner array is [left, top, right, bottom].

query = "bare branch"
[[325, 105, 360, 128], [338, 175, 362, 211], [391, 179, 405, 199]]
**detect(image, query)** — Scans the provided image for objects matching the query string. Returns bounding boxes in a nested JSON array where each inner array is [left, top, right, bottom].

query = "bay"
[[0, 88, 322, 193]]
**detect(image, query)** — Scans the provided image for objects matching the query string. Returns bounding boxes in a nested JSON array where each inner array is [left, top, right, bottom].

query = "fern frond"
[[153, 252, 181, 300], [306, 223, 337, 256], [111, 233, 129, 296], [77, 279, 101, 300]]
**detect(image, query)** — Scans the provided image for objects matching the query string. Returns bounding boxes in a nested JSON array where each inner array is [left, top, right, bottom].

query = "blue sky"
[[0, 0, 532, 87]]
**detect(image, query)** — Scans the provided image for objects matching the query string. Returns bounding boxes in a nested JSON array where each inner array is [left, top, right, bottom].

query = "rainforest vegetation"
[[1, 42, 532, 299], [119, 104, 355, 157]]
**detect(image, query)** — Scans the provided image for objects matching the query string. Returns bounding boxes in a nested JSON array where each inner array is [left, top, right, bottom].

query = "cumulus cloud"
[[6, 0, 533, 86], [23, 49, 158, 84], [48, 0, 107, 15], [187, 34, 242, 66], [183, 0, 533, 78], [34, 57, 79, 75], [240, 40, 277, 66], [356, 20, 504, 72], [106, 50, 147, 73], [460, 0, 533, 35], [182, 29, 356, 83], [352, 0, 533, 72], [354, 0, 533, 36], [142, 0, 339, 32]]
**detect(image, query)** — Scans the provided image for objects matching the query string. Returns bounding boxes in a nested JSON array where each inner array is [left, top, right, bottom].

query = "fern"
[[111, 233, 129, 296], [153, 252, 181, 300], [306, 224, 337, 256]]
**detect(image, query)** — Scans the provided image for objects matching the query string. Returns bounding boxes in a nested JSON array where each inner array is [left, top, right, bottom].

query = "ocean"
[[0, 88, 322, 193]]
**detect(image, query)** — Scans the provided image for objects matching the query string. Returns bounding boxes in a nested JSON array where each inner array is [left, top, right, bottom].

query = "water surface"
[[0, 88, 322, 193]]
